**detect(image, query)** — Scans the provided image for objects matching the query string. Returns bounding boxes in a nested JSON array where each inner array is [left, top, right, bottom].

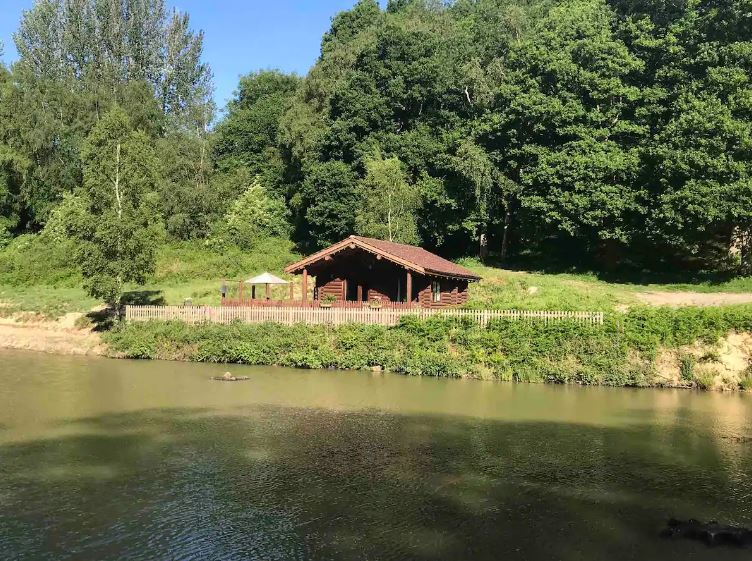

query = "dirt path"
[[635, 292, 752, 307], [0, 313, 103, 356]]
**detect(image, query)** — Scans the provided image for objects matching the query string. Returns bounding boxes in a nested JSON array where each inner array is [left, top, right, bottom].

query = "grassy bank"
[[0, 237, 301, 317], [4, 232, 752, 319], [104, 306, 752, 390]]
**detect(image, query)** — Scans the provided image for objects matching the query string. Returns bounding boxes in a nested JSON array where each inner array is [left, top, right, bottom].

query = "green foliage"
[[692, 369, 717, 391], [14, 0, 212, 129], [213, 70, 300, 193], [69, 108, 163, 306], [620, 306, 752, 352], [266, 0, 752, 271], [105, 306, 752, 388], [155, 132, 215, 239], [296, 161, 358, 248], [3, 0, 752, 286], [355, 154, 420, 244], [740, 367, 752, 391], [679, 353, 695, 382], [0, 233, 81, 287], [153, 238, 299, 285], [208, 171, 289, 250]]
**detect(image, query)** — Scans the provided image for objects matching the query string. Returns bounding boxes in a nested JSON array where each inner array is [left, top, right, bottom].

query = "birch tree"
[[355, 155, 420, 245], [70, 107, 161, 306]]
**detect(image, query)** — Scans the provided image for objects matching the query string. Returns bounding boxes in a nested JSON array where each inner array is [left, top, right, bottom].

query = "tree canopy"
[[1, 0, 751, 279]]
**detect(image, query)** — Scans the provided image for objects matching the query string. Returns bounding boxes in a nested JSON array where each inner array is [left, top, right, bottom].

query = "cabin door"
[[346, 280, 359, 302]]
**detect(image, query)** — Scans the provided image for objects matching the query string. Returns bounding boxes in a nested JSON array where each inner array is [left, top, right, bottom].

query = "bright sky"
[[0, 1, 382, 111]]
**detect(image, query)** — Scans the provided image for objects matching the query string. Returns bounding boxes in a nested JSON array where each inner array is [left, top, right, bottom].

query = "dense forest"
[[1, 0, 751, 303]]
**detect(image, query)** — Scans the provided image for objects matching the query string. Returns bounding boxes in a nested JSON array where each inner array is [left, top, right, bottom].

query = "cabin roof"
[[284, 235, 481, 281]]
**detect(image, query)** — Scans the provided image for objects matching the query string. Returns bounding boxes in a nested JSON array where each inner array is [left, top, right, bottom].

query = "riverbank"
[[2, 307, 752, 390], [101, 307, 752, 391], [0, 315, 104, 356]]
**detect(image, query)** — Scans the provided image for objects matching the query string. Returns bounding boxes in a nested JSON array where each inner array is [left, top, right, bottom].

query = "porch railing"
[[220, 298, 415, 309], [125, 305, 605, 327]]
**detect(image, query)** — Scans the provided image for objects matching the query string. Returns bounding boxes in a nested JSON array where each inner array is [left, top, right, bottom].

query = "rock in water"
[[211, 372, 250, 382], [661, 518, 752, 548]]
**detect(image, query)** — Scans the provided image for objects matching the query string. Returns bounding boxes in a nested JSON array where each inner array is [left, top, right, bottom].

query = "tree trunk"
[[500, 208, 512, 263], [737, 226, 752, 273], [479, 231, 488, 261]]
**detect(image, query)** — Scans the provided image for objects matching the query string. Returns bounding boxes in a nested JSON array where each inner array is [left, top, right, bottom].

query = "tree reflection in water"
[[1, 404, 751, 561]]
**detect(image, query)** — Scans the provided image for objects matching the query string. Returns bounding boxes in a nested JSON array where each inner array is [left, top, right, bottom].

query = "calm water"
[[1, 350, 751, 560]]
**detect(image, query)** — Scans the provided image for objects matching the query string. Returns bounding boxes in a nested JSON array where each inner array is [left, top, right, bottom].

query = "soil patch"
[[0, 313, 103, 355]]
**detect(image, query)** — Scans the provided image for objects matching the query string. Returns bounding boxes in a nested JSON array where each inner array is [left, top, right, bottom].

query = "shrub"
[[0, 233, 81, 287], [679, 353, 695, 381], [740, 366, 752, 391], [208, 173, 289, 251], [693, 367, 717, 390]]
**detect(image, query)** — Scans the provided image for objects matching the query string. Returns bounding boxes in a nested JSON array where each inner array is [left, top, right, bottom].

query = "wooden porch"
[[221, 298, 415, 309]]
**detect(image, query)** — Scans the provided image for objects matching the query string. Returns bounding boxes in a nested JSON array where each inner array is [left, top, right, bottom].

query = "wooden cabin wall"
[[313, 255, 406, 303], [416, 277, 469, 308], [310, 252, 471, 307], [316, 277, 345, 300]]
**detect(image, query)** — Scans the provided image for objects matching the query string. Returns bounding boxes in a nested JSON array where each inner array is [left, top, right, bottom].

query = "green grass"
[[3, 235, 752, 319], [0, 285, 99, 318], [460, 259, 752, 311], [461, 261, 633, 310], [0, 237, 301, 317]]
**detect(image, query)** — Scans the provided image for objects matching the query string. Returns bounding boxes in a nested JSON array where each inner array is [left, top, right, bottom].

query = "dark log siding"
[[309, 247, 471, 308], [416, 277, 468, 308]]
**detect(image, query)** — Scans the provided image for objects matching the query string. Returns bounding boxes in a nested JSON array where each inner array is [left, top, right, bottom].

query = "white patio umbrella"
[[244, 272, 289, 300]]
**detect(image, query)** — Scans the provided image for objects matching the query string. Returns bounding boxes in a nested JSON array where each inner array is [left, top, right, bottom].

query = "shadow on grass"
[[77, 291, 166, 332], [1, 406, 749, 561], [484, 253, 744, 287], [122, 290, 166, 306]]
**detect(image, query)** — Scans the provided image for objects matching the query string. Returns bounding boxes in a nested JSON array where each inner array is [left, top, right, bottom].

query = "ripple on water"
[[1, 352, 751, 560]]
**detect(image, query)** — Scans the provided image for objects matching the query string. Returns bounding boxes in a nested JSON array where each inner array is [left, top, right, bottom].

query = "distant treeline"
[[1, 0, 751, 276]]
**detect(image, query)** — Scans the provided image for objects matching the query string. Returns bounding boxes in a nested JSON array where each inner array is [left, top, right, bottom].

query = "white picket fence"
[[124, 305, 604, 327]]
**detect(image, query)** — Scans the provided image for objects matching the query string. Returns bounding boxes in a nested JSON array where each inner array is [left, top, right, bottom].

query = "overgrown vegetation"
[[1, 1, 751, 391], [2, 0, 752, 295], [104, 306, 752, 388]]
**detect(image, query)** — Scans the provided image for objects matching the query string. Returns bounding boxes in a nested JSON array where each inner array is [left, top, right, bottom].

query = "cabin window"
[[431, 280, 441, 303]]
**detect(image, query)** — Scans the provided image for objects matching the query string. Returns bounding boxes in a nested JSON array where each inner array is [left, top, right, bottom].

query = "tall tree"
[[213, 70, 300, 194], [355, 155, 420, 244], [296, 161, 358, 249], [14, 0, 212, 129], [6, 0, 212, 232], [68, 107, 162, 306]]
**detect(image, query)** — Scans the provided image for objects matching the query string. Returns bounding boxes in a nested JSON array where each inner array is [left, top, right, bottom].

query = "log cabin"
[[284, 236, 480, 308]]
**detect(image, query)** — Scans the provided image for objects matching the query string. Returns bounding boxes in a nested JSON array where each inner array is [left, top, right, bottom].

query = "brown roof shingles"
[[285, 235, 481, 280], [351, 236, 480, 280]]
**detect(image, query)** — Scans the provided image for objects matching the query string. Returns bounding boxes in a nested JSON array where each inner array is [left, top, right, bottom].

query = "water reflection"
[[0, 350, 751, 560]]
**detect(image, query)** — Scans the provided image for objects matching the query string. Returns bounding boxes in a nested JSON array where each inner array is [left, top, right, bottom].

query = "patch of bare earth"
[[636, 291, 752, 307], [0, 311, 103, 356], [655, 332, 752, 390]]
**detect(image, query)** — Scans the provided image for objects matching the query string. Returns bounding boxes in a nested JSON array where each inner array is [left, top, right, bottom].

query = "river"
[[0, 349, 751, 560]]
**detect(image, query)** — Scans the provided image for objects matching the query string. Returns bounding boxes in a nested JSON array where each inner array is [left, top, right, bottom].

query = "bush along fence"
[[124, 305, 605, 327]]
